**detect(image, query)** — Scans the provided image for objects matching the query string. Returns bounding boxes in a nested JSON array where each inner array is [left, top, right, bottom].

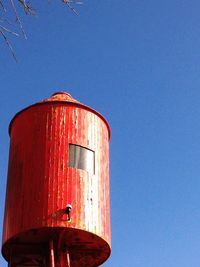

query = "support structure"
[[50, 240, 55, 267]]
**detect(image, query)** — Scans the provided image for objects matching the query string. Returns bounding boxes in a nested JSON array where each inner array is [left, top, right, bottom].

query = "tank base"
[[2, 227, 111, 267]]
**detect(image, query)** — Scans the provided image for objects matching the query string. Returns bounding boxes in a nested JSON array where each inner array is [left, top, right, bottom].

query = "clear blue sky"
[[1, 1, 200, 266]]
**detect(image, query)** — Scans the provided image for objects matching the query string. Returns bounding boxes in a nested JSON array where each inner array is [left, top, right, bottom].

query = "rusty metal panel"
[[2, 92, 111, 267]]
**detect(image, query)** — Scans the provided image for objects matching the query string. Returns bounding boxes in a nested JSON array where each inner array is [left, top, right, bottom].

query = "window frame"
[[68, 144, 95, 174]]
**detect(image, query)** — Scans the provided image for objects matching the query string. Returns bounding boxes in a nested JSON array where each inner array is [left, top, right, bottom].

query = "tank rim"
[[8, 100, 111, 140]]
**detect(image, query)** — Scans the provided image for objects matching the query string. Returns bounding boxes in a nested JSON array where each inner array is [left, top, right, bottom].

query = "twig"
[[63, 0, 79, 15], [9, 0, 27, 39], [0, 30, 17, 61], [0, 17, 12, 26], [0, 0, 83, 61], [0, 25, 19, 36], [18, 0, 35, 15], [0, 0, 6, 12]]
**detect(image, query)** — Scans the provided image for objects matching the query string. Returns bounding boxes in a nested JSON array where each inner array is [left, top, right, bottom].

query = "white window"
[[68, 144, 95, 174]]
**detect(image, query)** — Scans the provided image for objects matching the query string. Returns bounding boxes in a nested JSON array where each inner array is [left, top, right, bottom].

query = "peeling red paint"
[[2, 92, 111, 267]]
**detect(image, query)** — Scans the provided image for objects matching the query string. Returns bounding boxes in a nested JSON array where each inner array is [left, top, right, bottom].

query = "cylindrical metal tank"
[[2, 92, 111, 267]]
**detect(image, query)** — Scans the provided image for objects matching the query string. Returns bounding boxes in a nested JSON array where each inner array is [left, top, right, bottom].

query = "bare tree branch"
[[18, 0, 35, 15], [0, 29, 17, 61], [9, 0, 27, 39], [63, 0, 79, 15], [0, 24, 19, 36], [0, 0, 83, 61], [0, 0, 6, 12]]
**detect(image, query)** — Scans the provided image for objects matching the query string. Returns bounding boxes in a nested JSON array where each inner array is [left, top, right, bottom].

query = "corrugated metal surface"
[[2, 92, 111, 267]]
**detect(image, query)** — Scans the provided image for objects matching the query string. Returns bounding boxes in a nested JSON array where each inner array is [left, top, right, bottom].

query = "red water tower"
[[2, 92, 111, 267]]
